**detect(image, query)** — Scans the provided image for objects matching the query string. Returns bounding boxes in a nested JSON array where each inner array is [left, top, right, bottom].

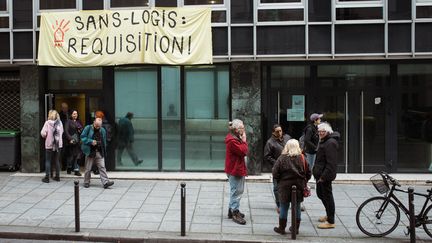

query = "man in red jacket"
[[225, 119, 248, 225]]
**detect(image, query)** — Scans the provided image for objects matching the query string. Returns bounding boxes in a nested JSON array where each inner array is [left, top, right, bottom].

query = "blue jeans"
[[305, 153, 316, 169], [279, 201, 301, 220], [273, 179, 279, 207], [228, 175, 245, 211], [45, 149, 60, 177]]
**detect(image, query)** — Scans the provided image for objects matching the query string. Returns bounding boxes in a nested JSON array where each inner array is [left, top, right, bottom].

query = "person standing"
[[59, 102, 71, 171], [81, 117, 114, 189], [303, 113, 322, 169], [273, 139, 311, 235], [264, 124, 291, 212], [225, 119, 248, 225], [117, 112, 143, 166], [40, 110, 63, 183], [64, 110, 83, 176], [313, 122, 340, 229]]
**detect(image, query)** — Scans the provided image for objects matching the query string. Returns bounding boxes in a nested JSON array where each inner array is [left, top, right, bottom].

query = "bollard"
[[74, 180, 80, 232], [180, 182, 186, 236], [291, 185, 297, 240], [408, 187, 415, 243]]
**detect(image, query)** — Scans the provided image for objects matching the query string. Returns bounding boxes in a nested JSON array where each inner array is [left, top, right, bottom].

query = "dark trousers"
[[316, 180, 335, 224]]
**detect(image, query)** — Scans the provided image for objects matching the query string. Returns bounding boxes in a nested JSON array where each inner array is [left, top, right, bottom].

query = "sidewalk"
[[0, 172, 431, 242]]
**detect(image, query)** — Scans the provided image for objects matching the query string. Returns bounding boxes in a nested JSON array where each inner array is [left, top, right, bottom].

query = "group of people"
[[225, 114, 340, 236]]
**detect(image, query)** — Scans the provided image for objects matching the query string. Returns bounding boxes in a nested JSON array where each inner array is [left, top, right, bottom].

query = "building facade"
[[1, 0, 432, 174]]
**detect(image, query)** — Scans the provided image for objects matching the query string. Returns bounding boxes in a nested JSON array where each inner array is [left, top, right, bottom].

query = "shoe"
[[93, 170, 100, 175], [135, 159, 143, 166], [74, 171, 82, 176], [317, 222, 335, 229], [231, 210, 246, 225], [53, 176, 60, 182], [228, 208, 245, 219], [103, 181, 114, 189], [273, 218, 287, 235], [318, 216, 327, 222], [41, 177, 49, 183], [84, 183, 90, 188], [67, 169, 71, 174]]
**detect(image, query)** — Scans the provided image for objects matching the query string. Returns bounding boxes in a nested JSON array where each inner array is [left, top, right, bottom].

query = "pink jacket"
[[40, 120, 64, 149]]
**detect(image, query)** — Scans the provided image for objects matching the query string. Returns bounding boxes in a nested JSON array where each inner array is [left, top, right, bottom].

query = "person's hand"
[[318, 178, 324, 183], [241, 132, 247, 142], [92, 140, 97, 146]]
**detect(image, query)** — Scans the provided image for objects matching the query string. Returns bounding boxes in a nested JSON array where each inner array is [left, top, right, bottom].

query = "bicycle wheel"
[[356, 196, 400, 237], [423, 204, 432, 238]]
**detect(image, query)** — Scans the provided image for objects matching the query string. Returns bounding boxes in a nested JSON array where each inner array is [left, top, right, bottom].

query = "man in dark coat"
[[304, 113, 322, 169], [313, 122, 340, 229], [264, 124, 291, 211], [117, 112, 143, 166]]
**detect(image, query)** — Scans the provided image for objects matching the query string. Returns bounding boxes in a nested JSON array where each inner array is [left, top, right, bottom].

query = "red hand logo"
[[52, 19, 70, 47]]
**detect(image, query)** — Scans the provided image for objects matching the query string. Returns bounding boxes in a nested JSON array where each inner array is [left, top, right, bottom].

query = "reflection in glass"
[[48, 68, 102, 90], [115, 68, 158, 170], [185, 66, 229, 171], [397, 64, 432, 172]]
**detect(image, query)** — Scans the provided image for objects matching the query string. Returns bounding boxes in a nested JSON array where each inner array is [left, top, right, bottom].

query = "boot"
[[273, 218, 287, 235], [289, 219, 301, 234]]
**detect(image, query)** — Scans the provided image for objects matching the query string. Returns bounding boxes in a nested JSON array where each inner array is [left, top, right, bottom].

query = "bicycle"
[[356, 171, 432, 238]]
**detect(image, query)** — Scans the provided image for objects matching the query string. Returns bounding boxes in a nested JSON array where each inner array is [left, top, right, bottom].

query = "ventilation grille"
[[0, 75, 20, 130]]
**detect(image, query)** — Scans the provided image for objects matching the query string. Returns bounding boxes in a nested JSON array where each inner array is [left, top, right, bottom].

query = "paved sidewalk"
[[0, 173, 431, 242]]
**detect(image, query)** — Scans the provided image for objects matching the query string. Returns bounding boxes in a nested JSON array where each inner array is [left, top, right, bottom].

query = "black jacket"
[[304, 123, 319, 154], [264, 134, 291, 167], [313, 132, 340, 182]]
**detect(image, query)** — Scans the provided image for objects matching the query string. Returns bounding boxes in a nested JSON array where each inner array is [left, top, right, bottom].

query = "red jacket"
[[224, 133, 249, 176]]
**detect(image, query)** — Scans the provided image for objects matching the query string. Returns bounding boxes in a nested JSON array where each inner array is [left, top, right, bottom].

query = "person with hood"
[[303, 113, 322, 169], [272, 139, 311, 235], [313, 122, 340, 229], [264, 124, 291, 212], [225, 119, 248, 225], [40, 110, 64, 183]]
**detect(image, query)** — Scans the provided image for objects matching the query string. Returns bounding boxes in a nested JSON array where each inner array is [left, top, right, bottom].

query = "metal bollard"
[[291, 185, 297, 240], [408, 187, 415, 243], [74, 180, 80, 232], [180, 182, 186, 236]]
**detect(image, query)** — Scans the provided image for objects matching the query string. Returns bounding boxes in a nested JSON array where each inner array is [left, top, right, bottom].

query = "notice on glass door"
[[287, 95, 305, 121]]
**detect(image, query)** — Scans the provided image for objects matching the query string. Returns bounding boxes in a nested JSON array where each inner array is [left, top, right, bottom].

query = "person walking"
[[81, 117, 114, 189], [117, 112, 143, 166], [264, 124, 291, 213], [303, 113, 322, 169], [225, 119, 248, 225], [313, 122, 340, 229], [272, 139, 311, 235], [64, 110, 83, 176], [40, 110, 63, 183]]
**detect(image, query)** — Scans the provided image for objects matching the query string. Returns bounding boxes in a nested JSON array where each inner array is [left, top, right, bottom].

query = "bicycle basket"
[[370, 173, 389, 194]]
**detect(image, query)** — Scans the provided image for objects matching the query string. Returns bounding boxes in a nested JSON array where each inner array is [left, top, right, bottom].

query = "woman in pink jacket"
[[40, 110, 63, 183]]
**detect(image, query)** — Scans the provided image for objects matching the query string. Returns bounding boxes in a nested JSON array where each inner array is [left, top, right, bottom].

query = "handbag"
[[300, 154, 311, 197]]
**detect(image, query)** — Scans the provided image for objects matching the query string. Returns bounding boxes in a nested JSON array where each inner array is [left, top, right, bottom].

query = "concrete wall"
[[231, 62, 263, 175]]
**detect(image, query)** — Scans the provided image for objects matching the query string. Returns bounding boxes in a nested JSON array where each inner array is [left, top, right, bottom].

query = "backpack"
[[299, 134, 305, 151]]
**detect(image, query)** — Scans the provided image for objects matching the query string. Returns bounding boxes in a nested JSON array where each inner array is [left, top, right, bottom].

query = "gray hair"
[[230, 119, 244, 130], [281, 139, 302, 156], [318, 122, 333, 134]]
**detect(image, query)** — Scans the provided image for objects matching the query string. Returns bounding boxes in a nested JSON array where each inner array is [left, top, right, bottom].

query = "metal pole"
[[408, 187, 415, 243], [291, 185, 297, 240], [74, 180, 80, 232], [181, 182, 186, 236]]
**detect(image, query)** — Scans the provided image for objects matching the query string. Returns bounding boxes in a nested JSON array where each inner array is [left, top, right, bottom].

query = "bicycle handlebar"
[[380, 171, 401, 187]]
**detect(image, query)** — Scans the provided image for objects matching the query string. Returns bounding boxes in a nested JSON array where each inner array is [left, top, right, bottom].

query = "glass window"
[[39, 0, 76, 9], [257, 26, 305, 54], [231, 27, 253, 55], [13, 32, 32, 59], [115, 68, 158, 170], [388, 24, 411, 53], [0, 32, 9, 59], [270, 65, 308, 89], [212, 11, 226, 23], [397, 64, 432, 172], [0, 0, 6, 11], [110, 0, 149, 7], [261, 0, 300, 2], [388, 0, 411, 20], [48, 67, 102, 90], [416, 23, 432, 52], [417, 6, 432, 18], [0, 17, 8, 28], [83, 0, 104, 10], [231, 0, 253, 23], [156, 0, 178, 7], [336, 8, 382, 20], [184, 0, 223, 4], [335, 24, 384, 53], [13, 0, 32, 29], [185, 65, 229, 171], [162, 66, 181, 170], [309, 25, 331, 54], [212, 27, 228, 55], [258, 9, 303, 21], [308, 0, 331, 22]]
